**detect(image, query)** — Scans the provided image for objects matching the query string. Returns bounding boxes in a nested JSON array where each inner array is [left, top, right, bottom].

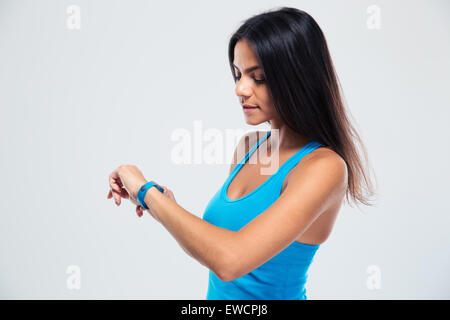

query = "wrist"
[[144, 186, 161, 211], [134, 180, 148, 200], [137, 181, 164, 210]]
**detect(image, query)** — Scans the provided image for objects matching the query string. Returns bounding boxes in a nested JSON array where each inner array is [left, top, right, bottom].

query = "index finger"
[[109, 170, 123, 203], [110, 170, 123, 191]]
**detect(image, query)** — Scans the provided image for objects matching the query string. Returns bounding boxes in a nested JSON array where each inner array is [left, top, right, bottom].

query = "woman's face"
[[233, 39, 277, 125]]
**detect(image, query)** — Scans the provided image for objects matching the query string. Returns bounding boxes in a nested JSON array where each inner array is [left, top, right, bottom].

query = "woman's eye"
[[235, 74, 265, 84]]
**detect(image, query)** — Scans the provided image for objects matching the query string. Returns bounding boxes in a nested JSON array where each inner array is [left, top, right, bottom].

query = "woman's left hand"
[[107, 165, 147, 207]]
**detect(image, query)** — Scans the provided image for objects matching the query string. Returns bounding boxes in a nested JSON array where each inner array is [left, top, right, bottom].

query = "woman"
[[107, 7, 377, 299]]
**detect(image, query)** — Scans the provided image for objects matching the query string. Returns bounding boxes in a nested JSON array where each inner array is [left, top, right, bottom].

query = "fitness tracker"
[[137, 180, 164, 210]]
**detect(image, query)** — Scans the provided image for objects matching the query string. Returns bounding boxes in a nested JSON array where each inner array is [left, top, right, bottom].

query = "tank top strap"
[[276, 141, 324, 178], [236, 131, 272, 166]]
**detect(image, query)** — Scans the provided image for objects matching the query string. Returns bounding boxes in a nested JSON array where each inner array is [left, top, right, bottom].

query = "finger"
[[110, 188, 130, 206], [109, 171, 123, 203], [136, 205, 142, 217], [111, 187, 120, 205], [108, 191, 117, 206], [112, 189, 121, 205], [109, 175, 122, 193], [119, 188, 130, 199], [109, 187, 116, 202]]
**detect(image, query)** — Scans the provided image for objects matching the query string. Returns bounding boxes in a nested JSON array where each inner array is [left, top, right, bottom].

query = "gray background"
[[0, 0, 449, 299]]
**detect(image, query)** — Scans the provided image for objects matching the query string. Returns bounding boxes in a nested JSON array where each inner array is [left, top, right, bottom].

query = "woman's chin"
[[244, 117, 265, 126]]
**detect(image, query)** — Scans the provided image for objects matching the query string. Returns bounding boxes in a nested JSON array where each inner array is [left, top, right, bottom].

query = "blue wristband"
[[137, 181, 164, 210]]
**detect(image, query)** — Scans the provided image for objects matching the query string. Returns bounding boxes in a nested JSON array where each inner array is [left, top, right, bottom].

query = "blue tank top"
[[202, 130, 324, 300]]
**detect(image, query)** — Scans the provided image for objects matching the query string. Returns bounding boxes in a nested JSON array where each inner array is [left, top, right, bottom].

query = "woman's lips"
[[243, 105, 258, 113]]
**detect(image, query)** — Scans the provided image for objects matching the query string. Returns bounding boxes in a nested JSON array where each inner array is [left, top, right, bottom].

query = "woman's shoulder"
[[288, 145, 348, 192]]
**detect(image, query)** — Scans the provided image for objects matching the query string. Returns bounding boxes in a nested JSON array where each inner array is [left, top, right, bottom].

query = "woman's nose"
[[235, 77, 253, 97]]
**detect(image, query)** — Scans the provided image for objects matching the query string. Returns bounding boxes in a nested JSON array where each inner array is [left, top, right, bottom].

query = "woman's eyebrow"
[[233, 64, 261, 73]]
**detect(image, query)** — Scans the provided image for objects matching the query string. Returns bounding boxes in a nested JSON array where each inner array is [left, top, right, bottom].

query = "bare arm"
[[144, 187, 236, 280], [142, 130, 262, 278], [143, 141, 347, 281]]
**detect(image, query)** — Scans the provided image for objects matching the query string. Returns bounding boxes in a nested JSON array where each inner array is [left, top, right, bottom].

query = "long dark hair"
[[228, 7, 378, 208]]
